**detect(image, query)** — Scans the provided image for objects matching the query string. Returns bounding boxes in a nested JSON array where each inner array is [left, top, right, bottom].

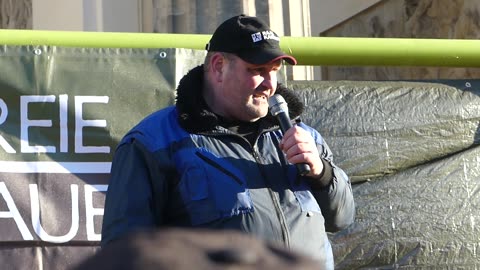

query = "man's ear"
[[211, 53, 225, 82]]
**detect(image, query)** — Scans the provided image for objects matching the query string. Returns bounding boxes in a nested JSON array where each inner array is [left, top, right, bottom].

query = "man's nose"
[[261, 73, 276, 89]]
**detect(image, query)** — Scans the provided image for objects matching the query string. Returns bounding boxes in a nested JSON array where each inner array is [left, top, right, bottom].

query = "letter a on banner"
[[30, 184, 79, 243], [0, 182, 34, 240]]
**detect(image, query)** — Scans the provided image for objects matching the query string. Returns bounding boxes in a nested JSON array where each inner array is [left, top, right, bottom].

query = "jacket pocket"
[[287, 165, 322, 213], [175, 148, 254, 225], [294, 189, 321, 213]]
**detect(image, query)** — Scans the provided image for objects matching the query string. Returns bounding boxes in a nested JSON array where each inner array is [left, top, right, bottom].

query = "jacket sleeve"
[[309, 135, 356, 233], [101, 139, 168, 247]]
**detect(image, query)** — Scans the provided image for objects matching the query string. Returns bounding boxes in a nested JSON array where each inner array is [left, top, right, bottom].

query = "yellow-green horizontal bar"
[[0, 30, 210, 50], [1, 29, 480, 68], [281, 37, 480, 67]]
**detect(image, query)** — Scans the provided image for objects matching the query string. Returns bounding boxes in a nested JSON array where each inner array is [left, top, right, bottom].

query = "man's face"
[[214, 54, 283, 122]]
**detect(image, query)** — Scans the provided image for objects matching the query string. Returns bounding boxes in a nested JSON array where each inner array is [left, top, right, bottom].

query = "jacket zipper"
[[200, 130, 291, 247], [250, 138, 291, 248]]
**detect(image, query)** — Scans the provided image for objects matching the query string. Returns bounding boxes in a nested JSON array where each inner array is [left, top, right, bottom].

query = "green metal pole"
[[1, 29, 480, 67], [0, 30, 210, 50], [282, 36, 480, 67]]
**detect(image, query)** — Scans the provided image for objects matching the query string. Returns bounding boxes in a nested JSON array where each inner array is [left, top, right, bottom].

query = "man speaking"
[[101, 14, 355, 269]]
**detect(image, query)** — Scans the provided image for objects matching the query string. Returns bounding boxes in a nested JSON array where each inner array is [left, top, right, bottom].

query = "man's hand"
[[280, 125, 324, 178]]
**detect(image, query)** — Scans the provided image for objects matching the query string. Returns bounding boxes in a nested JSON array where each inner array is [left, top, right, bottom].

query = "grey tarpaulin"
[[290, 80, 480, 268]]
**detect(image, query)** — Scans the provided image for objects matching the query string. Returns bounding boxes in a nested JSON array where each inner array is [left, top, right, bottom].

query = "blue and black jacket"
[[101, 65, 355, 268]]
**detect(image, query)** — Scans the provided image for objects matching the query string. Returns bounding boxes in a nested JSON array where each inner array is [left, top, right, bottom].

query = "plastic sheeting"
[[291, 80, 480, 268]]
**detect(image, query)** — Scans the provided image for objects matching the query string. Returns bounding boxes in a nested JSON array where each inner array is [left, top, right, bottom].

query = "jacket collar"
[[175, 65, 304, 133]]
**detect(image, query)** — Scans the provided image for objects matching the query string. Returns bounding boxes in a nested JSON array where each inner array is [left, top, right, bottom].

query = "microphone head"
[[268, 94, 289, 117]]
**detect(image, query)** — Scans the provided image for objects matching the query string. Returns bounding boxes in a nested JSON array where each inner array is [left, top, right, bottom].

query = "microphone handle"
[[276, 112, 311, 176]]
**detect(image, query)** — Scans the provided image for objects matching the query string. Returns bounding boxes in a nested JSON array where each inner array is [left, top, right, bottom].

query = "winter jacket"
[[101, 65, 355, 269]]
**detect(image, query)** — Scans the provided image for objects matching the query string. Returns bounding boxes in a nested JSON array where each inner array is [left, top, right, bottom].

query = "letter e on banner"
[[75, 96, 110, 153], [85, 185, 107, 241]]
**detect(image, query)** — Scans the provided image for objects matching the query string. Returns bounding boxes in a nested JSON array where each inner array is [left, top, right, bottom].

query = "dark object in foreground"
[[73, 228, 322, 270]]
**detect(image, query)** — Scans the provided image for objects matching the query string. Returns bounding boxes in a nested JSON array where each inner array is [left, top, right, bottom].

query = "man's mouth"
[[253, 93, 268, 100]]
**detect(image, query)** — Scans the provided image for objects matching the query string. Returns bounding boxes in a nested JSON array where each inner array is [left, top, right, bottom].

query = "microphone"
[[268, 94, 311, 176]]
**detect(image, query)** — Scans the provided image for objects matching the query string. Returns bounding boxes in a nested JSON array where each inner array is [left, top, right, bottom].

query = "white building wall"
[[309, 0, 382, 79], [30, 0, 382, 80], [32, 0, 140, 32], [310, 0, 382, 35], [32, 0, 84, 30]]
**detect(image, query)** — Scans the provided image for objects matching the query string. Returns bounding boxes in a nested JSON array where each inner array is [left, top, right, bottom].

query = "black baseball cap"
[[205, 14, 297, 65]]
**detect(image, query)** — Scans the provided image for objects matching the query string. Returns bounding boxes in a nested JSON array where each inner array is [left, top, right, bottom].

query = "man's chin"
[[242, 105, 268, 122], [246, 117, 261, 123], [246, 112, 268, 122]]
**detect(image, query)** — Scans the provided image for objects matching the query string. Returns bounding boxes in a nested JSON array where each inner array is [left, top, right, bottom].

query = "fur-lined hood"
[[176, 65, 304, 133]]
